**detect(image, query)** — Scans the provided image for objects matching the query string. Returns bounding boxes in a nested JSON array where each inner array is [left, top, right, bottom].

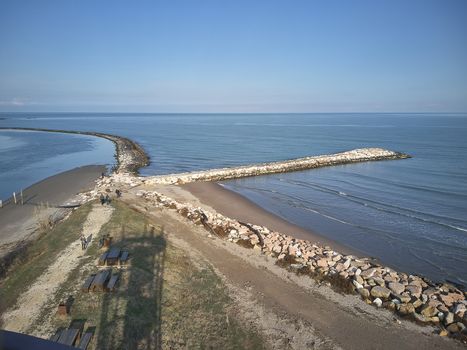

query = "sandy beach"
[[0, 165, 106, 268], [0, 130, 465, 349], [181, 181, 358, 256]]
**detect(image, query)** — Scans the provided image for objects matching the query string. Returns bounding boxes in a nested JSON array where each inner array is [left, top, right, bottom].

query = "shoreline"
[[0, 165, 106, 276], [1, 127, 466, 341], [181, 181, 359, 256], [0, 127, 149, 174]]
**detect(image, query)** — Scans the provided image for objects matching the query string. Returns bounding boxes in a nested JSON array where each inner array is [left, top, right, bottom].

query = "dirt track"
[[126, 191, 464, 350]]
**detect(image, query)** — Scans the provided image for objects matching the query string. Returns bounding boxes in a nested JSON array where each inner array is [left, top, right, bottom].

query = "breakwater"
[[0, 127, 149, 174], [145, 148, 410, 185], [135, 189, 467, 338]]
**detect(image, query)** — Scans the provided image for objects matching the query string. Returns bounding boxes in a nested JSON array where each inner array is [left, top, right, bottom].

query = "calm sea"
[[1, 113, 466, 286]]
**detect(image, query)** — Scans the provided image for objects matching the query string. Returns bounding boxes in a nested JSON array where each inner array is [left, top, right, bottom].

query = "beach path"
[[1, 203, 114, 333]]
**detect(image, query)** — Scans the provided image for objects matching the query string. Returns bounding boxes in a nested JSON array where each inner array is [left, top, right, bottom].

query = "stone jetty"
[[133, 189, 467, 338], [145, 148, 410, 185], [0, 127, 149, 174]]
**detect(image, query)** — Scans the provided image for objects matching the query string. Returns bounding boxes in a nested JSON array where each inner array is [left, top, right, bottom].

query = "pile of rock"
[[145, 148, 410, 185], [137, 189, 467, 338]]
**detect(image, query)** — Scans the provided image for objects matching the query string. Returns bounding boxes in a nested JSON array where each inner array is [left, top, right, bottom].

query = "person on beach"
[[105, 194, 111, 205], [101, 172, 105, 179], [100, 193, 105, 205], [115, 189, 121, 198], [80, 234, 86, 250]]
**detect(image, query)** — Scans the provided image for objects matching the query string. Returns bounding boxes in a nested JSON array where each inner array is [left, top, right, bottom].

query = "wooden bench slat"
[[98, 252, 108, 266], [81, 274, 96, 292], [90, 269, 111, 292], [119, 251, 129, 265], [78, 332, 93, 349], [57, 328, 79, 346], [106, 274, 120, 292]]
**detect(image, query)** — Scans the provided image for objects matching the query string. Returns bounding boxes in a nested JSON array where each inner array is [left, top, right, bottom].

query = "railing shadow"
[[95, 224, 166, 350]]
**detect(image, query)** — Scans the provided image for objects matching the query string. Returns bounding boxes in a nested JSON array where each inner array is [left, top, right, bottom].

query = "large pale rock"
[[406, 284, 422, 297], [420, 305, 438, 318], [439, 293, 464, 307], [388, 282, 405, 295], [444, 312, 455, 326], [358, 288, 370, 299], [373, 298, 383, 307], [370, 286, 391, 299], [398, 303, 415, 315], [316, 258, 328, 267]]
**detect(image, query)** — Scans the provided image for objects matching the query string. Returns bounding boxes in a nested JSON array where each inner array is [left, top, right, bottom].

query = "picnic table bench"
[[119, 251, 129, 265], [78, 332, 94, 349], [56, 328, 80, 346], [106, 247, 121, 265], [81, 274, 96, 292], [90, 269, 111, 292], [106, 273, 120, 292], [98, 251, 108, 266]]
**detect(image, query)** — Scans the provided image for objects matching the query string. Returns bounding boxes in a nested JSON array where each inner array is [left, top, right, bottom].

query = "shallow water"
[[0, 129, 115, 199], [1, 113, 466, 285]]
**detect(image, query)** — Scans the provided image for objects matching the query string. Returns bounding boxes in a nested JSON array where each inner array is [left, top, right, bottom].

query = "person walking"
[[105, 194, 111, 205], [100, 193, 105, 205]]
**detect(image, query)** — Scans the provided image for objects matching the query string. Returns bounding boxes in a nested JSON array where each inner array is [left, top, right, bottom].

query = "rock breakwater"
[[0, 127, 149, 174], [135, 189, 467, 339], [145, 148, 409, 185]]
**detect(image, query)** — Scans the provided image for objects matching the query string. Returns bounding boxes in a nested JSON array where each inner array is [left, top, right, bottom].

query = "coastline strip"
[[0, 127, 149, 174], [145, 147, 410, 185]]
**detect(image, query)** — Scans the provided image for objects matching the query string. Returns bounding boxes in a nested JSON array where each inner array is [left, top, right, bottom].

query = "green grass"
[[0, 202, 93, 318], [2, 200, 265, 349]]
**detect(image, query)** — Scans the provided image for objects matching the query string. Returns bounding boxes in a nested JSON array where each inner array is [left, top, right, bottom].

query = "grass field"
[[1, 200, 265, 349]]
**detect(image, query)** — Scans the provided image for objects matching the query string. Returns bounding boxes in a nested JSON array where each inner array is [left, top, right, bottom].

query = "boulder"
[[446, 323, 460, 333], [440, 293, 464, 307], [398, 303, 415, 315], [316, 258, 328, 267], [388, 282, 405, 295], [412, 299, 423, 309], [370, 286, 391, 299], [444, 312, 455, 326], [420, 305, 438, 318], [353, 280, 364, 290], [355, 275, 364, 285], [358, 288, 370, 299], [373, 298, 383, 307], [405, 284, 422, 297]]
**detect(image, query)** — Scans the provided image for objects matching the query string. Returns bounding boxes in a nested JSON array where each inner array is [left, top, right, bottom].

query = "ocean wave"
[[280, 178, 467, 230]]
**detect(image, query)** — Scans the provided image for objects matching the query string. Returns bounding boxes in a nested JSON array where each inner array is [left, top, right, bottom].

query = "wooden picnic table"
[[106, 247, 121, 266], [81, 274, 96, 292], [90, 269, 111, 292], [56, 328, 80, 346], [98, 251, 108, 266], [78, 332, 93, 349], [119, 251, 129, 265], [106, 273, 120, 292]]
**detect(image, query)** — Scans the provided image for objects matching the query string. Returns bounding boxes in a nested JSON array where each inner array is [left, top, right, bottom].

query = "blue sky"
[[0, 0, 466, 112]]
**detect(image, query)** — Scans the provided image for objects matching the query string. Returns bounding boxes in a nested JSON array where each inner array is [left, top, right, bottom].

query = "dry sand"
[[181, 181, 357, 255], [0, 165, 106, 258]]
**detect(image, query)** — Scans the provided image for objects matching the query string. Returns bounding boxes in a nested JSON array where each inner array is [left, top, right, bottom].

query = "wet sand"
[[0, 165, 106, 254], [182, 181, 358, 256]]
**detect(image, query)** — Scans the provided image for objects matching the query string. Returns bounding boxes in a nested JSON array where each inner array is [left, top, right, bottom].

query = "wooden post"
[[13, 192, 17, 205], [20, 189, 24, 205], [0, 200, 2, 208]]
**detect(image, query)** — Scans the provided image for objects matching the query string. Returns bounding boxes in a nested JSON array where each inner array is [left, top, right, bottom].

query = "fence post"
[[0, 200, 2, 208], [13, 192, 17, 205], [20, 189, 24, 205]]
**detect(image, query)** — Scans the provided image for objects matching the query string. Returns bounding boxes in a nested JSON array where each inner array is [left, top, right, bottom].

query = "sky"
[[0, 0, 466, 113]]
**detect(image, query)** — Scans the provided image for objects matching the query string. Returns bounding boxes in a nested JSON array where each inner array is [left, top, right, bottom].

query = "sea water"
[[0, 113, 466, 285]]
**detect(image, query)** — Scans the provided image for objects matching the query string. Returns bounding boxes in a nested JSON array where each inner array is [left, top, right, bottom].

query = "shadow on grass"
[[95, 225, 166, 350]]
